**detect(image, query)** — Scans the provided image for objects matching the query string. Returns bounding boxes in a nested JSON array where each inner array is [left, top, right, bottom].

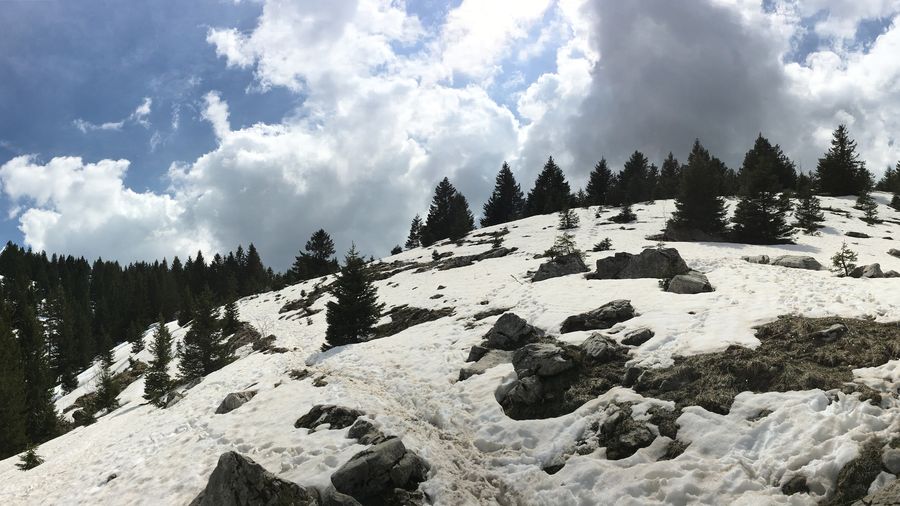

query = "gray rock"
[[320, 487, 362, 506], [770, 255, 823, 270], [781, 475, 809, 496], [512, 343, 574, 377], [599, 411, 656, 460], [742, 255, 770, 265], [502, 375, 544, 405], [850, 263, 885, 279], [854, 478, 900, 505], [465, 344, 490, 362], [483, 313, 546, 350], [846, 231, 871, 239], [189, 451, 320, 506], [889, 249, 900, 258], [666, 271, 714, 294], [887, 270, 900, 278], [295, 405, 364, 431], [215, 390, 258, 415], [590, 248, 690, 280], [532, 253, 590, 282], [622, 367, 642, 387], [560, 300, 636, 333], [809, 323, 848, 343], [459, 349, 514, 380], [346, 419, 389, 446], [581, 334, 627, 363], [621, 328, 654, 346], [884, 448, 900, 475], [330, 438, 429, 503]]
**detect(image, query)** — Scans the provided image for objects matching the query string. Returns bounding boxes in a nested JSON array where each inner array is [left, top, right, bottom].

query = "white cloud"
[[201, 91, 230, 140], [73, 97, 153, 133]]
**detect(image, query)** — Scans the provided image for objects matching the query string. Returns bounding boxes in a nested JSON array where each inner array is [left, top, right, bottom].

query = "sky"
[[2, 0, 900, 271]]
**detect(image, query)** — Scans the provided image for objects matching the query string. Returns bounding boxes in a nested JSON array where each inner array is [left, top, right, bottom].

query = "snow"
[[4, 193, 900, 504]]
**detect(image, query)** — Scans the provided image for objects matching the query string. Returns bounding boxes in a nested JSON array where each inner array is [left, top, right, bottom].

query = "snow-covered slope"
[[4, 194, 900, 505]]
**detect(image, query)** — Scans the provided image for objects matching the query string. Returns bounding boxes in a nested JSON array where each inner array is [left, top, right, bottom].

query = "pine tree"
[[731, 137, 795, 244], [544, 232, 582, 260], [667, 140, 729, 237], [481, 162, 525, 227], [45, 285, 78, 392], [558, 208, 580, 230], [17, 305, 57, 444], [0, 305, 27, 459], [891, 193, 900, 211], [525, 157, 573, 216], [390, 245, 403, 255], [420, 178, 475, 246], [737, 134, 797, 191], [405, 215, 423, 249], [221, 299, 241, 336], [610, 204, 637, 223], [815, 124, 870, 196], [856, 189, 879, 225], [794, 175, 826, 234], [324, 245, 384, 349], [16, 446, 44, 471], [127, 320, 145, 354], [291, 229, 338, 281], [618, 150, 652, 204], [94, 356, 120, 414], [144, 319, 174, 407], [585, 159, 613, 206], [831, 242, 858, 276], [242, 244, 268, 295], [178, 290, 231, 380], [655, 153, 682, 199]]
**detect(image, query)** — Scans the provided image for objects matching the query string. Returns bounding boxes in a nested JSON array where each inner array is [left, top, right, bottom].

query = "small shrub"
[[491, 235, 504, 248], [610, 204, 637, 223], [390, 245, 403, 255], [831, 241, 858, 277], [544, 232, 583, 260], [558, 208, 580, 230], [16, 447, 44, 471], [431, 250, 441, 262], [592, 238, 612, 252]]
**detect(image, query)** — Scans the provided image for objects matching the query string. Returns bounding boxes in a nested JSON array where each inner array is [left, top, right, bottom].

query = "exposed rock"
[[512, 343, 575, 377], [532, 253, 590, 282], [809, 323, 849, 343], [502, 375, 544, 406], [347, 419, 389, 446], [826, 439, 884, 506], [857, 478, 900, 505], [882, 448, 900, 475], [850, 263, 885, 279], [886, 270, 900, 278], [289, 369, 311, 381], [458, 349, 513, 380], [215, 390, 258, 415], [781, 475, 809, 496], [665, 271, 714, 294], [588, 248, 690, 280], [330, 438, 429, 504], [576, 405, 656, 461], [889, 248, 900, 258], [742, 255, 770, 265], [846, 231, 871, 239], [581, 334, 627, 363], [189, 451, 320, 506], [320, 487, 362, 506], [295, 405, 363, 431], [560, 300, 636, 333], [438, 247, 516, 270], [372, 305, 455, 339], [770, 255, 823, 270], [471, 307, 510, 321], [465, 344, 490, 363], [227, 324, 264, 352], [251, 335, 277, 352], [621, 328, 654, 346], [481, 313, 546, 351]]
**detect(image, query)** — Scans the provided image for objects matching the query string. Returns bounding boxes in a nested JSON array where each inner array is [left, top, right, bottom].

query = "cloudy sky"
[[2, 0, 900, 270]]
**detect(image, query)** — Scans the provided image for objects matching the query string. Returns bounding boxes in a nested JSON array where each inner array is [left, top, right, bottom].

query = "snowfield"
[[5, 194, 900, 505]]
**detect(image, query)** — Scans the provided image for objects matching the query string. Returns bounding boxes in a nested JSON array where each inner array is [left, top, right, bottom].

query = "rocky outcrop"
[[742, 255, 770, 265], [850, 263, 885, 279], [346, 419, 389, 446], [846, 231, 871, 239], [580, 334, 627, 363], [889, 248, 900, 258], [808, 323, 848, 343], [621, 328, 654, 347], [215, 390, 258, 415], [329, 438, 429, 505], [770, 255, 823, 270], [438, 247, 516, 270], [588, 248, 689, 280], [477, 313, 546, 352], [855, 479, 900, 505], [665, 271, 714, 294], [189, 451, 320, 506], [512, 343, 575, 377], [295, 405, 363, 431], [458, 349, 513, 380], [372, 305, 455, 338], [560, 300, 636, 333], [532, 253, 590, 282]]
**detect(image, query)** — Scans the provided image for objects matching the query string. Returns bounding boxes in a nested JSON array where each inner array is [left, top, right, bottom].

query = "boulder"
[[742, 255, 770, 265], [532, 253, 590, 282], [781, 475, 809, 496], [347, 419, 389, 446], [889, 248, 900, 258], [809, 323, 848, 343], [887, 270, 900, 278], [854, 479, 900, 505], [560, 300, 636, 333], [215, 390, 258, 415], [295, 405, 364, 431], [770, 255, 823, 271], [882, 448, 900, 475], [330, 438, 429, 503], [502, 375, 544, 405], [666, 271, 714, 294], [621, 328, 654, 347], [846, 231, 871, 239], [589, 248, 690, 280], [581, 334, 627, 363], [459, 349, 514, 380], [189, 451, 320, 506], [850, 263, 885, 279], [482, 313, 545, 350], [512, 343, 575, 377], [320, 487, 362, 506], [597, 410, 656, 460]]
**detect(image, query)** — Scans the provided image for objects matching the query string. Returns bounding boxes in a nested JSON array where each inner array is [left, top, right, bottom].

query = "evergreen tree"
[[420, 178, 475, 246], [0, 305, 27, 459], [481, 162, 525, 227], [324, 245, 384, 349], [831, 242, 858, 276], [618, 150, 652, 204], [221, 299, 241, 336], [16, 446, 44, 471], [93, 356, 120, 414], [610, 204, 637, 223], [45, 285, 78, 391], [544, 232, 582, 260], [144, 319, 174, 407], [242, 244, 268, 295], [291, 229, 338, 281], [655, 153, 682, 199], [525, 157, 573, 216], [585, 159, 613, 206], [737, 134, 797, 191], [667, 140, 729, 237], [876, 163, 900, 192], [127, 320, 145, 354], [390, 245, 403, 255], [794, 175, 826, 234], [17, 305, 57, 444], [405, 215, 423, 249], [178, 290, 231, 380], [891, 193, 900, 211], [856, 189, 879, 225], [815, 124, 870, 196], [558, 207, 580, 230], [731, 137, 794, 244]]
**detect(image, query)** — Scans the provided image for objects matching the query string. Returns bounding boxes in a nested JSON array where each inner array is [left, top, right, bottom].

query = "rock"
[[502, 375, 544, 405], [884, 448, 900, 475], [889, 248, 900, 258], [621, 328, 654, 346], [850, 263, 885, 279], [330, 438, 429, 503], [560, 300, 636, 333], [483, 313, 546, 350], [189, 451, 320, 506], [846, 231, 871, 238], [581, 334, 627, 363], [597, 409, 656, 460], [320, 487, 362, 506], [666, 271, 714, 294], [215, 390, 258, 415], [459, 349, 514, 380], [589, 248, 690, 280], [465, 344, 490, 362], [622, 367, 642, 387], [809, 323, 849, 343], [742, 255, 770, 265], [347, 419, 389, 446], [770, 255, 823, 270], [781, 475, 809, 496], [295, 405, 364, 431], [886, 270, 900, 278], [532, 253, 590, 282], [512, 343, 575, 377], [857, 478, 900, 505]]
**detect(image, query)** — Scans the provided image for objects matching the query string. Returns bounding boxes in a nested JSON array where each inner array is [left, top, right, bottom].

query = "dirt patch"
[[371, 305, 455, 339], [278, 280, 331, 315]]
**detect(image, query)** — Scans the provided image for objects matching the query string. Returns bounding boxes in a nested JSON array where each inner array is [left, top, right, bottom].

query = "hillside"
[[4, 194, 900, 505]]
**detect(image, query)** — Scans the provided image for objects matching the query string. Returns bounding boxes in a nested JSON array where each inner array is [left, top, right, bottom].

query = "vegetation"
[[831, 242, 858, 277], [815, 124, 872, 196], [667, 140, 729, 236], [481, 162, 525, 227], [558, 208, 580, 230], [143, 320, 174, 407], [324, 245, 384, 349], [420, 178, 475, 246], [525, 157, 573, 216]]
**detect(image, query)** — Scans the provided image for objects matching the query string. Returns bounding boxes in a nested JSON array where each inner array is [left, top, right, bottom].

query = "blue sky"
[[2, 0, 900, 269]]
